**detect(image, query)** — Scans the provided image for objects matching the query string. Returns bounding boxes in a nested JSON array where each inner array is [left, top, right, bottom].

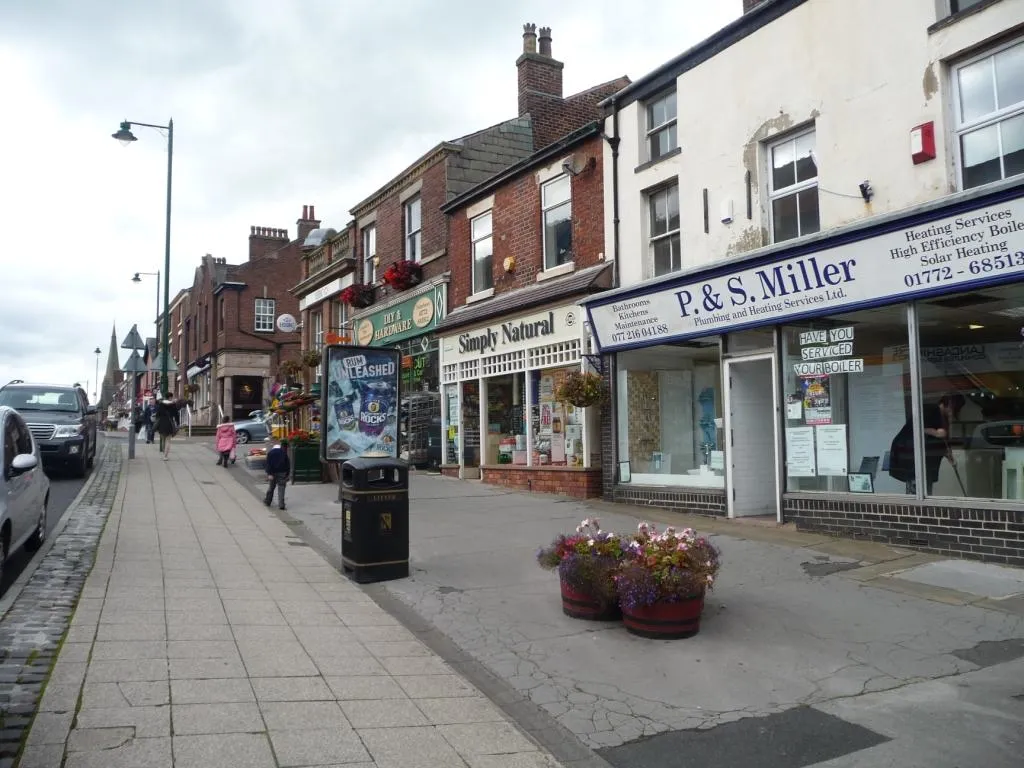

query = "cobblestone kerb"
[[0, 444, 122, 764]]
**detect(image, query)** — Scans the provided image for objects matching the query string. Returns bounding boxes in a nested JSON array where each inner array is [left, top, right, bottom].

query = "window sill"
[[536, 262, 575, 282], [928, 0, 1002, 33], [634, 146, 682, 174], [418, 249, 446, 267], [466, 288, 494, 305]]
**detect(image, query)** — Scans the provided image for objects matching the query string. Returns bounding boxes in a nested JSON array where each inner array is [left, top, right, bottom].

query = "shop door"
[[724, 355, 781, 520]]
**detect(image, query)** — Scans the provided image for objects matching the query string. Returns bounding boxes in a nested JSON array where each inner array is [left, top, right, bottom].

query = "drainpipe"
[[603, 97, 622, 492]]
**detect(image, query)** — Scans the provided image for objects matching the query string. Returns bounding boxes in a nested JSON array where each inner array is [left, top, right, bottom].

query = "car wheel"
[[0, 530, 8, 586], [73, 453, 88, 479], [26, 497, 47, 552], [86, 440, 95, 469], [236, 431, 250, 444]]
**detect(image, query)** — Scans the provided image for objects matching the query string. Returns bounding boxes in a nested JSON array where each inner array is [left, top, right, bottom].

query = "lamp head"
[[132, 272, 142, 283], [112, 121, 137, 146], [94, 347, 101, 355]]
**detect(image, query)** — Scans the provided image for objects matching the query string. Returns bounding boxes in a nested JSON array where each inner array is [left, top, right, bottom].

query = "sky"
[[0, 0, 741, 400]]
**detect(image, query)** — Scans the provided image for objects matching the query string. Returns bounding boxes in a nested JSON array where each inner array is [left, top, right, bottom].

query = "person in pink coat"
[[215, 416, 237, 468]]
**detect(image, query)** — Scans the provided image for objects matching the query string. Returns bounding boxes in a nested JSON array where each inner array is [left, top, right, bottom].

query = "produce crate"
[[290, 443, 323, 483], [245, 455, 267, 472]]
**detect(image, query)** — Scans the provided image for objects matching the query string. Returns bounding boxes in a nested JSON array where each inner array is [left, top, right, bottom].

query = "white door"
[[725, 356, 781, 519]]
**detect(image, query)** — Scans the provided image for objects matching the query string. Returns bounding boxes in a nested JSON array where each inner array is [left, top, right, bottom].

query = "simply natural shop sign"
[[586, 196, 1024, 352]]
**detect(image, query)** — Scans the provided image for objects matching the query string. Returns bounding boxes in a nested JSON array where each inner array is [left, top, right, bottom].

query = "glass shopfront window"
[[484, 373, 526, 465], [529, 367, 586, 467], [913, 283, 1024, 500], [616, 340, 724, 487], [781, 306, 911, 495], [444, 383, 459, 465]]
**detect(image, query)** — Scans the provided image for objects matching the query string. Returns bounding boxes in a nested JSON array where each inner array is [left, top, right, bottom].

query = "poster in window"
[[321, 345, 400, 462], [800, 375, 832, 425], [785, 426, 816, 477], [815, 424, 848, 475]]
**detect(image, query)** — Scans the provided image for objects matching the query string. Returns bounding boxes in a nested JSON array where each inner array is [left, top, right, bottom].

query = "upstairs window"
[[471, 212, 493, 294], [646, 90, 678, 162], [949, 0, 986, 15], [362, 225, 377, 284], [768, 129, 819, 243], [405, 196, 422, 262], [255, 298, 276, 332], [955, 38, 1024, 190], [542, 175, 573, 270], [649, 184, 681, 277]]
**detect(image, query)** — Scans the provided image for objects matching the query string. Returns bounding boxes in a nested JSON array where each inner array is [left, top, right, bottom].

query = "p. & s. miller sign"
[[586, 197, 1024, 352]]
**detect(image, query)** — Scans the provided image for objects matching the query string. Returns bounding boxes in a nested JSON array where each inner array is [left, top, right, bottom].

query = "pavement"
[[226, 453, 1024, 768], [15, 440, 560, 768]]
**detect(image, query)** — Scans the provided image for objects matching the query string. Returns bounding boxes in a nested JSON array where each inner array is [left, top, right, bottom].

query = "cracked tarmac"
[[253, 470, 1024, 765]]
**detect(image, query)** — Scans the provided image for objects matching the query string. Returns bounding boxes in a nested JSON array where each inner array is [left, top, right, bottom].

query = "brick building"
[[327, 23, 627, 468], [436, 121, 613, 497], [181, 206, 316, 424]]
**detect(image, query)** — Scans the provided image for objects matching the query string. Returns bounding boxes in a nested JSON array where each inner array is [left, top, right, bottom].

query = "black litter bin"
[[339, 457, 409, 583]]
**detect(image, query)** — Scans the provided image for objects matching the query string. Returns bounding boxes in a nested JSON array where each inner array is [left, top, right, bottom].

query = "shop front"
[[438, 301, 602, 498], [584, 178, 1024, 564], [351, 279, 447, 467]]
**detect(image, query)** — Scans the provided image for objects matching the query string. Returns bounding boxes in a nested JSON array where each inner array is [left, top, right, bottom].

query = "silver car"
[[232, 410, 270, 444], [0, 405, 50, 585]]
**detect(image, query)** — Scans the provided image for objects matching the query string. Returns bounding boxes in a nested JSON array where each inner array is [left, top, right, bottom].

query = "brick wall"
[[481, 466, 602, 499], [786, 497, 1024, 567], [447, 134, 606, 307], [612, 486, 728, 517]]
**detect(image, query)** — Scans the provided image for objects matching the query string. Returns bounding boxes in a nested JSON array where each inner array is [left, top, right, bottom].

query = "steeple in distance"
[[100, 324, 122, 410]]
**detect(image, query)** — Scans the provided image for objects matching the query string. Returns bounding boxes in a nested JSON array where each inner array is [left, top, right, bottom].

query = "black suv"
[[0, 381, 98, 477]]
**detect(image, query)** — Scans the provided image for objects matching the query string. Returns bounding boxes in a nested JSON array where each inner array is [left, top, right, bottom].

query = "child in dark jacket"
[[264, 440, 291, 510]]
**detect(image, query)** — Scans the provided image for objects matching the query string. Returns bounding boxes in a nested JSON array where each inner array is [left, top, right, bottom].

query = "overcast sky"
[[0, 0, 740, 398]]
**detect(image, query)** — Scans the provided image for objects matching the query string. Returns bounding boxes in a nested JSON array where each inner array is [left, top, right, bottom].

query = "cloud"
[[0, 0, 741, 390]]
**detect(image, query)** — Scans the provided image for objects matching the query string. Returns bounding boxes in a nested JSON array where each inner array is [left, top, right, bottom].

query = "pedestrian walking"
[[143, 400, 156, 444], [154, 394, 178, 460], [215, 416, 236, 468], [264, 439, 290, 510]]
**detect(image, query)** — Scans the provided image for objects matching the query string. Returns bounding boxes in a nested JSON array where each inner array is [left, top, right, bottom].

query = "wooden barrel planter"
[[621, 593, 705, 639], [559, 578, 621, 621]]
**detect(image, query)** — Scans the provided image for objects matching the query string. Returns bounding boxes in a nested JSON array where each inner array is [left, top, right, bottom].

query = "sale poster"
[[322, 346, 400, 462]]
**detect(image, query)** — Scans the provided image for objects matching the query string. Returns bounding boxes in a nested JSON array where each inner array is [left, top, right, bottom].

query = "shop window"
[[616, 341, 723, 487], [542, 175, 572, 270], [649, 184, 681, 277], [471, 212, 493, 294], [954, 38, 1024, 189], [529, 368, 586, 467], [444, 383, 459, 465], [781, 306, 911, 495], [485, 373, 528, 465], [769, 129, 819, 243], [913, 283, 1024, 500]]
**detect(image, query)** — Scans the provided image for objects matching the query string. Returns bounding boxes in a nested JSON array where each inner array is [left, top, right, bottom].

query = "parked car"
[[0, 405, 50, 584], [232, 410, 270, 444], [0, 381, 98, 477]]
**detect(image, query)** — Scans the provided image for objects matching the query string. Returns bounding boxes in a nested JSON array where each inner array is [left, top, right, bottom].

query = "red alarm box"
[[910, 122, 936, 165]]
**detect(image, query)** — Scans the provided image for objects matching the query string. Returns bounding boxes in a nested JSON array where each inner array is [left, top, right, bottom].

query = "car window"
[[0, 388, 81, 413], [3, 418, 16, 473], [12, 414, 32, 456]]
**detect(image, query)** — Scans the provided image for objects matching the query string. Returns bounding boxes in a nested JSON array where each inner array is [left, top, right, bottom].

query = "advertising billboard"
[[321, 345, 401, 462]]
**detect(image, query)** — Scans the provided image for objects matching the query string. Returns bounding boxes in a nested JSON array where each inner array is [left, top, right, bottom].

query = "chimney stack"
[[249, 225, 289, 261], [516, 22, 565, 148], [296, 203, 321, 243]]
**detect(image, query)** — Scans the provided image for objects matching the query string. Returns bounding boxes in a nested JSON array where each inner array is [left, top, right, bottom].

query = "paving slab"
[[891, 559, 1024, 599]]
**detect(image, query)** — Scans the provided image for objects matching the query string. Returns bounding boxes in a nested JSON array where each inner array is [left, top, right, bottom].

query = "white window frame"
[[648, 184, 681, 277], [952, 36, 1024, 191], [471, 211, 494, 295], [405, 196, 422, 262], [541, 175, 573, 271], [645, 90, 678, 162], [767, 128, 819, 243], [310, 309, 323, 352], [362, 225, 377, 284], [254, 298, 276, 333], [944, 0, 986, 17]]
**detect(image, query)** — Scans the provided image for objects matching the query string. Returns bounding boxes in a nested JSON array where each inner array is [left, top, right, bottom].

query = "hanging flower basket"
[[340, 283, 375, 308], [302, 349, 322, 369], [382, 260, 423, 292], [279, 359, 303, 379], [556, 371, 607, 408]]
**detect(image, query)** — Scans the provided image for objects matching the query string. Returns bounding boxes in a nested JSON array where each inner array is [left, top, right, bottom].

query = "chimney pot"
[[302, 204, 308, 219], [522, 23, 537, 54], [309, 205, 315, 220], [250, 226, 256, 235], [538, 27, 551, 57]]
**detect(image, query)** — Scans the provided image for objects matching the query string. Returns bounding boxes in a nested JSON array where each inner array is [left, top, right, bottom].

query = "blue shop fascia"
[[582, 177, 1024, 566]]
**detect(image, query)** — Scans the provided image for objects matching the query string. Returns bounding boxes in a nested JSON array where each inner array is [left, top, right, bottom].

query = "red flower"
[[382, 260, 422, 290]]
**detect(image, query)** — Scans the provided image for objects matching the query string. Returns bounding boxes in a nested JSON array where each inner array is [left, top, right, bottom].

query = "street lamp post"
[[113, 118, 173, 399], [132, 270, 161, 392], [93, 346, 101, 403]]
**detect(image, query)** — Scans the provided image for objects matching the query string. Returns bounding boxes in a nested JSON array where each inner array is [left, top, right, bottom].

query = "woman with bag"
[[215, 416, 237, 468], [154, 394, 178, 461]]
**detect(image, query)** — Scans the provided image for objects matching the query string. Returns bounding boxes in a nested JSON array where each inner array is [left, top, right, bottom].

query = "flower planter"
[[621, 593, 704, 639], [559, 577, 621, 622]]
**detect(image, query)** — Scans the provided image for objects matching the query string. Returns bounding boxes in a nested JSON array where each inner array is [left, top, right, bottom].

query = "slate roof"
[[436, 263, 612, 333], [445, 116, 535, 201]]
